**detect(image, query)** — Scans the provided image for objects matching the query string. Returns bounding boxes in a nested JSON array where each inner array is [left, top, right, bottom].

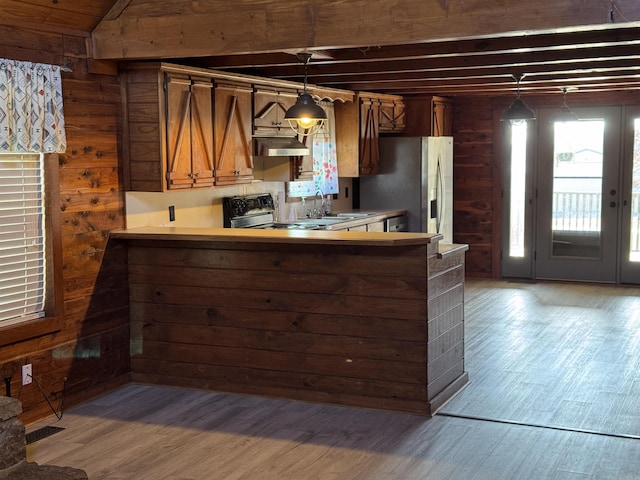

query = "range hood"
[[254, 137, 310, 157]]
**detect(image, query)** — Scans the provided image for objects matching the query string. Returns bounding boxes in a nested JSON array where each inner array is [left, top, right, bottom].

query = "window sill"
[[0, 315, 63, 347]]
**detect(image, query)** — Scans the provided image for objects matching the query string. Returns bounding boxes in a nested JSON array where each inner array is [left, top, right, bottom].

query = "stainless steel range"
[[222, 193, 275, 228], [222, 193, 319, 230]]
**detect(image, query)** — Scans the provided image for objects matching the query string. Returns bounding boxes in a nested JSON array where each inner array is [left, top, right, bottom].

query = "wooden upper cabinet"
[[432, 96, 453, 137], [120, 64, 214, 192], [404, 95, 453, 137], [253, 87, 298, 136], [120, 62, 355, 190], [335, 92, 404, 177], [121, 65, 168, 192], [335, 94, 385, 177], [165, 73, 214, 189], [378, 97, 405, 132], [214, 82, 253, 185]]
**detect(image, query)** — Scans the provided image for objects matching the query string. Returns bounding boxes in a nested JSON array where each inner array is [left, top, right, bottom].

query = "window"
[[508, 122, 528, 258], [0, 153, 46, 326], [0, 153, 62, 345], [0, 58, 66, 340]]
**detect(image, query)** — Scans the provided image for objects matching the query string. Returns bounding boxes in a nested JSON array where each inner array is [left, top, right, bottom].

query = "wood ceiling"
[[5, 0, 640, 98], [177, 25, 640, 97], [0, 0, 114, 36]]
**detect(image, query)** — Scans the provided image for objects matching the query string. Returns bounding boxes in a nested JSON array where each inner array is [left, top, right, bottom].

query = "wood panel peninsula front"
[[110, 227, 469, 416]]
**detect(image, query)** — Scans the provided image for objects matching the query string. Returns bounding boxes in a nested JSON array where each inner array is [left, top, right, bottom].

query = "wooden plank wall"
[[451, 96, 495, 278], [427, 248, 467, 411], [0, 25, 129, 424], [127, 239, 441, 415], [451, 92, 640, 279]]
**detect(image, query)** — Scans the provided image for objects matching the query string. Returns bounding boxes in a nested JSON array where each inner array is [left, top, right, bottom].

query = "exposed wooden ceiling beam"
[[85, 0, 640, 96], [91, 0, 640, 60]]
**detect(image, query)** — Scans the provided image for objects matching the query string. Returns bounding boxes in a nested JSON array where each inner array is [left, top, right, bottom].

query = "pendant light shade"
[[501, 74, 536, 123], [285, 53, 327, 136], [284, 93, 327, 135], [551, 87, 579, 123]]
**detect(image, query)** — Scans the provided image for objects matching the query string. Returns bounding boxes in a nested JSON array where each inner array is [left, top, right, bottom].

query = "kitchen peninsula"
[[111, 227, 468, 416]]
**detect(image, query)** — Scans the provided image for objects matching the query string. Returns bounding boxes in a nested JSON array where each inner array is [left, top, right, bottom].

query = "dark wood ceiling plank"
[[0, 0, 116, 36], [90, 0, 640, 60]]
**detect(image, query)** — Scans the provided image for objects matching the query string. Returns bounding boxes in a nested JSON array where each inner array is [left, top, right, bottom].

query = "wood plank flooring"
[[441, 279, 640, 437], [26, 279, 640, 479]]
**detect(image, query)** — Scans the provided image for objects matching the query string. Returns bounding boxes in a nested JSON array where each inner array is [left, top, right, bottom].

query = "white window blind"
[[0, 153, 46, 325]]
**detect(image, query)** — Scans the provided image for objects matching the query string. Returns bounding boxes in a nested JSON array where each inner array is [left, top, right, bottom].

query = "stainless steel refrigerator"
[[358, 136, 453, 242]]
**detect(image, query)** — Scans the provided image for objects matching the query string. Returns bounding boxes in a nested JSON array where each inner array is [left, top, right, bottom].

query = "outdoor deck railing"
[[553, 192, 640, 254]]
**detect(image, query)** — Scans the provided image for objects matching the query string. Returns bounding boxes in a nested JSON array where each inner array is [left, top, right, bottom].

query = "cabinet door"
[[366, 221, 385, 232], [334, 100, 360, 177], [214, 83, 253, 185], [359, 98, 380, 175], [432, 97, 453, 136], [165, 74, 194, 189], [379, 99, 405, 132], [190, 77, 214, 187], [291, 135, 314, 181], [253, 87, 298, 136]]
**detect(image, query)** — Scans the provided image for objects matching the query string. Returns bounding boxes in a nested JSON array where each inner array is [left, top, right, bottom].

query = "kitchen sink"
[[336, 212, 374, 218], [294, 217, 346, 226], [273, 213, 377, 230]]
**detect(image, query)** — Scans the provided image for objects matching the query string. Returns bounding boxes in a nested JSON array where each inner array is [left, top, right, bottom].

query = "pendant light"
[[500, 73, 536, 123], [551, 87, 579, 123], [284, 53, 327, 136]]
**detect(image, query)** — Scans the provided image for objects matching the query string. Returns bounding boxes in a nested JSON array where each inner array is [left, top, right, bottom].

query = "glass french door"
[[535, 106, 620, 282], [502, 105, 640, 284], [620, 106, 640, 284]]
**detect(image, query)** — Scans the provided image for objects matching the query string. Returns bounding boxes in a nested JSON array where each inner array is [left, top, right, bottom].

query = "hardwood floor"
[[26, 279, 640, 479]]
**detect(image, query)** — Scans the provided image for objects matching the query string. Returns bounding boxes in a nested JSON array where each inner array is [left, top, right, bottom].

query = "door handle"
[[610, 201, 617, 208]]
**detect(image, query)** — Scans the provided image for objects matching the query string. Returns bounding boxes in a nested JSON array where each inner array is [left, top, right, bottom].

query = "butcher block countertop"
[[110, 226, 444, 247]]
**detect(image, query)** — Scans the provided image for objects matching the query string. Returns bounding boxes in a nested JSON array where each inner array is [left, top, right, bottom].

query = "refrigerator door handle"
[[435, 155, 444, 233]]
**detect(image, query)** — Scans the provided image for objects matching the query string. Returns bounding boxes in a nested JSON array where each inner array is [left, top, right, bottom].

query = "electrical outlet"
[[22, 364, 32, 385]]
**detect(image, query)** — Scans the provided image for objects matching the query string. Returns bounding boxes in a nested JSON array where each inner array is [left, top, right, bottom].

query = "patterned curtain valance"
[[0, 58, 67, 153]]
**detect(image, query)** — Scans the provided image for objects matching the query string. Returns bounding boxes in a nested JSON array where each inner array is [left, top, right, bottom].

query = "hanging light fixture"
[[551, 87, 579, 123], [284, 53, 327, 136], [500, 73, 536, 123]]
